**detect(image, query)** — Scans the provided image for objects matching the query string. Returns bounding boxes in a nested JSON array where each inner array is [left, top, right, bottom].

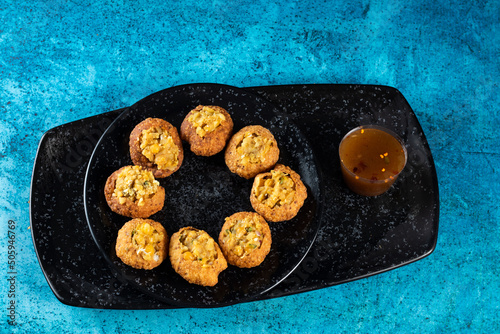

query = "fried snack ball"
[[224, 125, 279, 179], [115, 218, 169, 270], [104, 165, 165, 218], [250, 164, 307, 222], [180, 105, 234, 156], [129, 117, 184, 178], [218, 212, 272, 268], [169, 227, 227, 287]]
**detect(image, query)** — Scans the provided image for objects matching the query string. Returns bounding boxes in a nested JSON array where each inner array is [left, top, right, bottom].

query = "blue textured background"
[[1, 0, 499, 333]]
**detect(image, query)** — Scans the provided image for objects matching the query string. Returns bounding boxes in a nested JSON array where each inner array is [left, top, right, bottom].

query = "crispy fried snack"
[[218, 212, 272, 268], [250, 164, 307, 222], [180, 105, 233, 156], [129, 117, 184, 178], [224, 125, 279, 179], [104, 165, 165, 218], [169, 227, 227, 286], [115, 218, 168, 270]]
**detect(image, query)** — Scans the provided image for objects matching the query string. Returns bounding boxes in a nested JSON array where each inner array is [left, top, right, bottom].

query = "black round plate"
[[83, 83, 322, 307]]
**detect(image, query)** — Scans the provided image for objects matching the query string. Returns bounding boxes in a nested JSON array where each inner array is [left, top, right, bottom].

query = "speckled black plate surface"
[[83, 84, 322, 307], [30, 84, 439, 309]]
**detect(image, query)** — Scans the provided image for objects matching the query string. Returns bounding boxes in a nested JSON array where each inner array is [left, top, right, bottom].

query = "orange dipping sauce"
[[339, 125, 407, 196]]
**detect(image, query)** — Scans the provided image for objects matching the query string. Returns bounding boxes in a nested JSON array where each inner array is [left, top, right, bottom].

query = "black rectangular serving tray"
[[30, 84, 439, 309]]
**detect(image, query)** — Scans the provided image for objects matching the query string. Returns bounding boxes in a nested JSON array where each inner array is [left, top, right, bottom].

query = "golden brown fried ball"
[[250, 164, 307, 222], [129, 117, 184, 178], [224, 125, 279, 179], [180, 105, 234, 156], [169, 227, 228, 286], [218, 212, 272, 268], [115, 218, 168, 270], [104, 165, 165, 218]]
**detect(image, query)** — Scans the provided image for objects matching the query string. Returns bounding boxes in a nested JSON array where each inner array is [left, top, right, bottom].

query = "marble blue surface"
[[1, 0, 499, 332]]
